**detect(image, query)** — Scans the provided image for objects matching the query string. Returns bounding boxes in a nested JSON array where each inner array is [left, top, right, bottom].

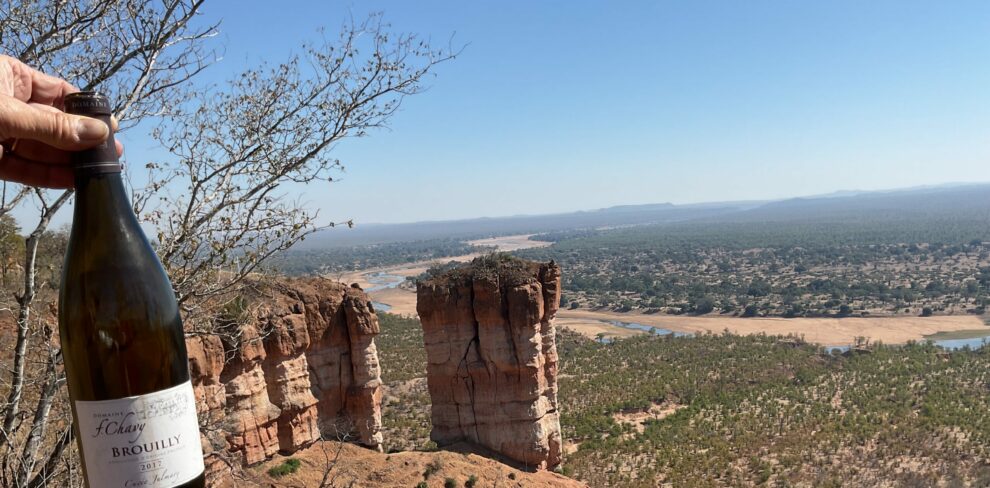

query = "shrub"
[[465, 475, 479, 487], [444, 478, 458, 488], [267, 458, 301, 478], [422, 253, 537, 288], [416, 483, 428, 488], [424, 459, 443, 479], [692, 295, 715, 315]]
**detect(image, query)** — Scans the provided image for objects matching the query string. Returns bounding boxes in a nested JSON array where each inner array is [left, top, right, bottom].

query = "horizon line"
[[346, 180, 990, 228]]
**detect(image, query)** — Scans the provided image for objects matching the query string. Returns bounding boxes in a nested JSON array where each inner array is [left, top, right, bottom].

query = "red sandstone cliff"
[[186, 278, 383, 484], [416, 256, 564, 470]]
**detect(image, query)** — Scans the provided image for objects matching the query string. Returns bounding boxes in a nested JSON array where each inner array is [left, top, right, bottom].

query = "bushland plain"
[[271, 184, 990, 486]]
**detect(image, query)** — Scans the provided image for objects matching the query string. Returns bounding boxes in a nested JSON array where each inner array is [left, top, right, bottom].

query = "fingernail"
[[76, 118, 108, 141]]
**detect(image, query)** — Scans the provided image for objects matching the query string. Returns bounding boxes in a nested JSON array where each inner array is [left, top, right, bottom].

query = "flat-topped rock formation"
[[186, 278, 384, 484], [416, 255, 564, 469]]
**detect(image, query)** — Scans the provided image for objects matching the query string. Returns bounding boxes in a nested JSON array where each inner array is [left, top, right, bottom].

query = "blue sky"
[[109, 1, 990, 225]]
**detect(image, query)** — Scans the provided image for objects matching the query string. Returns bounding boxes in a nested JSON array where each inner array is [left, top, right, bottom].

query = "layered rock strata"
[[186, 278, 383, 482], [417, 256, 563, 469]]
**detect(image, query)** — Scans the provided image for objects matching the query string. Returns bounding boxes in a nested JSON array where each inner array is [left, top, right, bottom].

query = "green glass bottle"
[[58, 92, 205, 488]]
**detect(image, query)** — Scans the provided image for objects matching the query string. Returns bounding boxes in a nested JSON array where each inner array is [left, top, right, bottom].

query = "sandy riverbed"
[[555, 309, 988, 345], [366, 283, 988, 345], [371, 287, 419, 316], [467, 234, 552, 252], [555, 316, 646, 340], [337, 234, 989, 346]]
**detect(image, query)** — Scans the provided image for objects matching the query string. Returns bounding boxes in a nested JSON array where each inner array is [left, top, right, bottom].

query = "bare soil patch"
[[613, 401, 685, 435], [241, 441, 586, 487]]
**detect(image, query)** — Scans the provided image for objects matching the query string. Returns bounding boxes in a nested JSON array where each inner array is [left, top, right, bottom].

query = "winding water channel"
[[364, 272, 406, 313], [364, 270, 990, 351], [602, 319, 990, 351]]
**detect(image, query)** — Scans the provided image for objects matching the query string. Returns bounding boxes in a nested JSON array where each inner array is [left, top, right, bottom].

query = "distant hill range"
[[297, 182, 990, 248]]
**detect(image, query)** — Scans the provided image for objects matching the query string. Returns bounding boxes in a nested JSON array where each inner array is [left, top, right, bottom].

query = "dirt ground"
[[240, 441, 585, 488], [612, 402, 686, 435]]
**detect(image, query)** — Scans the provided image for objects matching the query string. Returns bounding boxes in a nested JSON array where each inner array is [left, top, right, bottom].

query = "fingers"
[[7, 138, 69, 164], [0, 55, 77, 105], [10, 137, 123, 165], [27, 69, 76, 106], [0, 95, 108, 150], [0, 147, 73, 189], [27, 103, 124, 155]]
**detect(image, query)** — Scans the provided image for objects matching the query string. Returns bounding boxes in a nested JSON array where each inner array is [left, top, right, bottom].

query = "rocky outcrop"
[[416, 256, 563, 469], [186, 278, 384, 481]]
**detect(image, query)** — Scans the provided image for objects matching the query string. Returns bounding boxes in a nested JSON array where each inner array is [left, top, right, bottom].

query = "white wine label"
[[75, 381, 204, 487]]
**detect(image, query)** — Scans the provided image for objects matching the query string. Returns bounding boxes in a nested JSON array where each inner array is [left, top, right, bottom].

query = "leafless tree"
[[0, 189, 70, 443], [135, 14, 456, 324], [0, 1, 454, 486], [0, 183, 30, 219], [0, 0, 216, 485], [262, 429, 356, 488], [315, 437, 351, 488]]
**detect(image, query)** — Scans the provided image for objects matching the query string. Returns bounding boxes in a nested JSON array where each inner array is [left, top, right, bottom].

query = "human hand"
[[0, 56, 124, 188]]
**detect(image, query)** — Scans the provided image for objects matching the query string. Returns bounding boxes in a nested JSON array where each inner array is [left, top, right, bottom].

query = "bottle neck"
[[72, 170, 140, 237], [69, 108, 128, 217], [74, 168, 128, 199]]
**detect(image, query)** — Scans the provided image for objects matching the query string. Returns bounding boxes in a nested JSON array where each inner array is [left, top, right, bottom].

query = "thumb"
[[0, 95, 108, 150]]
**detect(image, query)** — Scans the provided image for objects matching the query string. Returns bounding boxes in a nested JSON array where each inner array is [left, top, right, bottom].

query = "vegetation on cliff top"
[[419, 253, 545, 288]]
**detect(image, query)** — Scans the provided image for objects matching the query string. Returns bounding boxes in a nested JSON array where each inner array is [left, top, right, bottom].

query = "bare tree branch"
[[0, 182, 30, 218], [138, 14, 457, 324], [0, 5, 454, 485], [0, 1, 218, 484], [26, 426, 72, 488], [15, 347, 64, 486], [0, 189, 71, 449]]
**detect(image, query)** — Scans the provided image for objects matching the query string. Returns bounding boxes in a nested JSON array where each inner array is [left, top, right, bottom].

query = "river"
[[365, 272, 406, 313], [604, 319, 990, 351]]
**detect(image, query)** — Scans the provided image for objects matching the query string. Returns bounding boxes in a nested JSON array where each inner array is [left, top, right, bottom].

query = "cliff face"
[[186, 278, 383, 483], [416, 257, 563, 469]]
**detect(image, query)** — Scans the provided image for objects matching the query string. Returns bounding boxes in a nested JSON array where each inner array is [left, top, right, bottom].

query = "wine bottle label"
[[74, 381, 204, 487]]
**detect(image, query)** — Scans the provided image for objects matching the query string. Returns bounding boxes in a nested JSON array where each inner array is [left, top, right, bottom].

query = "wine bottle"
[[58, 92, 205, 488]]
